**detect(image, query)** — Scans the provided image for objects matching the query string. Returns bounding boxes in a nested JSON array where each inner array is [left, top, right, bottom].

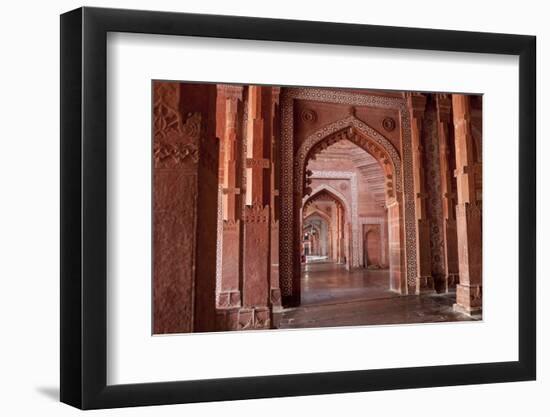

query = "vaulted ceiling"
[[307, 139, 386, 207]]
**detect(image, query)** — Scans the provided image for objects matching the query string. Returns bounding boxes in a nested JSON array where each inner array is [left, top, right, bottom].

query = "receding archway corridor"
[[152, 82, 483, 334]]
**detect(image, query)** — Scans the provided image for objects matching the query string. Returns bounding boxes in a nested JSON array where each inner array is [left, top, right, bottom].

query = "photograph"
[[0, 1, 537, 413], [152, 81, 483, 334]]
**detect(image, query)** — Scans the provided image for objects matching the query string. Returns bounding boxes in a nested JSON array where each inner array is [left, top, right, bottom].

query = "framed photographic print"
[[60, 6, 536, 409]]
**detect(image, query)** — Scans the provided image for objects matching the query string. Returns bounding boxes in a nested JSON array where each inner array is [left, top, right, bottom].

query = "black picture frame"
[[60, 6, 536, 410]]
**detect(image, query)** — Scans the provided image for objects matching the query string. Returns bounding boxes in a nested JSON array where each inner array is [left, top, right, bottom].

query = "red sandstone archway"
[[303, 187, 350, 268], [281, 116, 407, 306], [303, 210, 333, 261], [302, 222, 322, 257], [303, 186, 352, 268]]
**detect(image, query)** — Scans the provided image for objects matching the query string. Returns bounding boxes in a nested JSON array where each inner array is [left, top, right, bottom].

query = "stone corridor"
[[152, 82, 483, 334]]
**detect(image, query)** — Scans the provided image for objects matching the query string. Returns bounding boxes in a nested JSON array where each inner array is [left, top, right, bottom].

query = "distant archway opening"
[[284, 116, 406, 306]]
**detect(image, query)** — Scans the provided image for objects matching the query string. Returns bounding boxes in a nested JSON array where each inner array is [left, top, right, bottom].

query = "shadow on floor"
[[35, 386, 59, 401]]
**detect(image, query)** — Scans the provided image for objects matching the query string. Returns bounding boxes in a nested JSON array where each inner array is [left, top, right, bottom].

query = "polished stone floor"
[[278, 262, 479, 329]]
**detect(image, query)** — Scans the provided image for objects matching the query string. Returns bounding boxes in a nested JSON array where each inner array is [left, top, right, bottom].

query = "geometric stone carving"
[[407, 92, 435, 294], [382, 117, 396, 132]]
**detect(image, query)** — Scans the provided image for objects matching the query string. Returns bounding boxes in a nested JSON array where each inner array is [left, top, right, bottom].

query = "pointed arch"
[[293, 117, 406, 284], [295, 115, 402, 200], [303, 208, 332, 225], [304, 184, 352, 223], [286, 116, 407, 303], [280, 90, 417, 305], [304, 183, 358, 267], [302, 209, 333, 255], [302, 221, 328, 259], [303, 182, 358, 269]]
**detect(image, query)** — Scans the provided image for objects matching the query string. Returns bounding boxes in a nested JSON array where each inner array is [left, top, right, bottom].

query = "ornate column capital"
[[406, 92, 427, 119], [271, 86, 281, 105], [217, 84, 244, 101], [436, 94, 452, 123], [451, 93, 471, 121]]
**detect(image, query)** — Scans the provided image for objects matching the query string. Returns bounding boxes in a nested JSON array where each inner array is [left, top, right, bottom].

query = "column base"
[[453, 303, 482, 316], [270, 288, 282, 308], [453, 283, 482, 316], [238, 307, 271, 330], [446, 274, 459, 291], [215, 307, 240, 331], [216, 305, 276, 330], [416, 275, 435, 295], [271, 309, 283, 329]]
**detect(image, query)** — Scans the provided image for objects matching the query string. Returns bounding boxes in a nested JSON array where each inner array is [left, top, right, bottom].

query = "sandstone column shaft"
[[407, 93, 434, 294], [269, 88, 282, 317], [153, 82, 218, 333], [215, 85, 244, 329], [452, 94, 482, 315], [436, 94, 459, 292], [240, 86, 272, 329]]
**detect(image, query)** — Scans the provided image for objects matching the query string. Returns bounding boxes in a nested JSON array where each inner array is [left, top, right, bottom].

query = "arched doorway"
[[303, 214, 331, 261], [364, 225, 382, 268], [303, 187, 351, 268], [303, 210, 334, 261], [281, 115, 406, 306]]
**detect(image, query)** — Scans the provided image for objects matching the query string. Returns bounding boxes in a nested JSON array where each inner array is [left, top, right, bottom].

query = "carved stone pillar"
[[337, 205, 345, 264], [436, 94, 459, 292], [452, 95, 482, 315], [269, 88, 283, 325], [407, 93, 435, 294], [381, 211, 389, 268], [153, 81, 219, 334], [215, 85, 244, 330], [387, 197, 405, 293], [240, 86, 272, 329], [345, 221, 352, 270]]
